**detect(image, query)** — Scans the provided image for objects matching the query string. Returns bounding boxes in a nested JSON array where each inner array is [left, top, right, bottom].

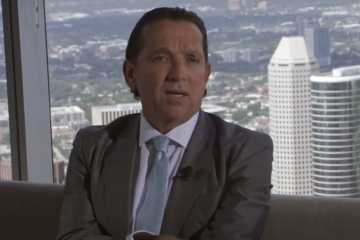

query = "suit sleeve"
[[199, 133, 273, 240], [56, 129, 120, 240]]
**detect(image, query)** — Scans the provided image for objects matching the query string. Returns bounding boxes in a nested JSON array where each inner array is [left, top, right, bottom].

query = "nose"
[[167, 59, 187, 82]]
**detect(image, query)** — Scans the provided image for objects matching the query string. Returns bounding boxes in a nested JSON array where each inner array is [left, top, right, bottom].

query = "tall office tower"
[[311, 65, 360, 198], [258, 1, 268, 11], [240, 48, 260, 63], [228, 0, 241, 11], [295, 18, 331, 67], [53, 160, 65, 184], [268, 37, 320, 195], [305, 28, 331, 67], [296, 17, 320, 37], [223, 48, 241, 63]]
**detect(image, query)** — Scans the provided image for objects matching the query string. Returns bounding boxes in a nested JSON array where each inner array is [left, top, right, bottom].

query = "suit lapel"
[[100, 116, 140, 237], [161, 111, 216, 236]]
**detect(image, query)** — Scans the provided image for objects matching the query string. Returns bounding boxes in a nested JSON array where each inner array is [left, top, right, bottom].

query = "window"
[[0, 0, 53, 183], [0, 0, 349, 199], [0, 20, 11, 181]]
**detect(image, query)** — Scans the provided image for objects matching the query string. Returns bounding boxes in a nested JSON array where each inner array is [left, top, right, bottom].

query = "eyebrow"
[[147, 47, 204, 60], [185, 50, 203, 59], [147, 48, 171, 60]]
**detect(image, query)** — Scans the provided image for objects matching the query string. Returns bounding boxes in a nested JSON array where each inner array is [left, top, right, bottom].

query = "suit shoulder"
[[75, 113, 140, 143], [206, 113, 272, 146], [75, 125, 105, 139]]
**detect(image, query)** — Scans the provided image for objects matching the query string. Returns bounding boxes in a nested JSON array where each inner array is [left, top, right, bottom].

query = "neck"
[[142, 112, 189, 134], [147, 118, 183, 134]]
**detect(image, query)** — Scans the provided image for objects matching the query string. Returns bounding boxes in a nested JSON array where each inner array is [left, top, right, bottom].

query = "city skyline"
[[0, 1, 359, 196]]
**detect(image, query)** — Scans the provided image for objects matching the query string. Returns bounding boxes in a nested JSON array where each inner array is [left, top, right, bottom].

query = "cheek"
[[137, 72, 165, 97], [192, 73, 207, 89]]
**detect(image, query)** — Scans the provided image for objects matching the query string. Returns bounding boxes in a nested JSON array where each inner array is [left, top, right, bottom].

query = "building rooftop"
[[51, 106, 84, 115], [342, 24, 360, 28], [92, 102, 142, 112], [201, 104, 227, 114], [270, 37, 317, 64], [311, 65, 360, 83]]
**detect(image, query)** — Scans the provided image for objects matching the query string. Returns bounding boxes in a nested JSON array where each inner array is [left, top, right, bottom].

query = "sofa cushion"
[[261, 194, 360, 240], [1, 181, 360, 240], [0, 181, 63, 240]]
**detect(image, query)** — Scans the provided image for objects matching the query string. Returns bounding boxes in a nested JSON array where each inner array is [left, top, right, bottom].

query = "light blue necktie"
[[135, 135, 169, 234]]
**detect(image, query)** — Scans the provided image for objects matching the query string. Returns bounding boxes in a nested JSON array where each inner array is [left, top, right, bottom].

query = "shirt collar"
[[139, 111, 199, 148]]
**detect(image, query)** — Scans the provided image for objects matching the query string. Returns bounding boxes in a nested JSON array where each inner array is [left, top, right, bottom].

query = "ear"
[[204, 62, 211, 85], [123, 60, 137, 90]]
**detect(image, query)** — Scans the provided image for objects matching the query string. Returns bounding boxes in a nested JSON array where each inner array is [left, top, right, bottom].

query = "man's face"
[[124, 20, 211, 128]]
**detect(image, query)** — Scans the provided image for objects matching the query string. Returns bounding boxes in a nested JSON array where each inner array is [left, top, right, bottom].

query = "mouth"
[[165, 90, 189, 98]]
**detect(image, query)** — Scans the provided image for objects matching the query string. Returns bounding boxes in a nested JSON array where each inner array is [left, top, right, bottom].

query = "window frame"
[[2, 0, 53, 183]]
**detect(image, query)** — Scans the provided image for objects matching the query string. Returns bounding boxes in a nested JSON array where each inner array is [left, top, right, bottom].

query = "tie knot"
[[152, 135, 169, 153]]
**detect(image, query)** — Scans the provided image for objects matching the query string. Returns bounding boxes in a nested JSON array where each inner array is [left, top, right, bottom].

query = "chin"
[[164, 112, 185, 121], [164, 107, 197, 123], [163, 108, 187, 121]]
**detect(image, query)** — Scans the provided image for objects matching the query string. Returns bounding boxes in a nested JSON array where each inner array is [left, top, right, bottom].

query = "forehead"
[[141, 20, 204, 52]]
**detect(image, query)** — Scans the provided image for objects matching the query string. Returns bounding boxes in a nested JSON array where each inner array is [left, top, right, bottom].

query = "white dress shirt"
[[126, 111, 199, 240]]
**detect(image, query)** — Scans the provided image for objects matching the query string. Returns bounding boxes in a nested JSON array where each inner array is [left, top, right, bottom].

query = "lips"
[[165, 90, 188, 98]]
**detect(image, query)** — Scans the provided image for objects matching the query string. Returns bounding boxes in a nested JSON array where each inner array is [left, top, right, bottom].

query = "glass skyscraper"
[[311, 66, 360, 198]]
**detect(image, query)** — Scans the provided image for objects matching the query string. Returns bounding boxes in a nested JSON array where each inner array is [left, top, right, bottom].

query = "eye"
[[153, 56, 168, 61], [189, 58, 199, 63]]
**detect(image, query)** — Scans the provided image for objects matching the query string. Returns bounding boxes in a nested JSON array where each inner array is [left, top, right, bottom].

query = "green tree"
[[0, 134, 10, 145], [232, 110, 248, 122]]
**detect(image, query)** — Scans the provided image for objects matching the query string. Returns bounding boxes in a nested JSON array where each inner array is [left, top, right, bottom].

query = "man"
[[56, 7, 273, 240]]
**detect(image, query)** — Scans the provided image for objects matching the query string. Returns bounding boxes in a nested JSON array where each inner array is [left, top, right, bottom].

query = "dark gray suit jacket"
[[56, 110, 273, 240]]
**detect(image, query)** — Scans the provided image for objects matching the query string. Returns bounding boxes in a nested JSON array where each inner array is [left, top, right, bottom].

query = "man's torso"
[[74, 110, 264, 239]]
